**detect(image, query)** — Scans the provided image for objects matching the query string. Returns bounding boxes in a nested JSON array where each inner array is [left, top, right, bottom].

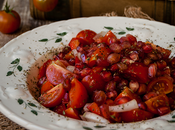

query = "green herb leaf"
[[17, 65, 23, 71], [94, 125, 106, 128], [83, 126, 93, 130], [55, 38, 62, 43], [172, 115, 175, 118], [57, 32, 67, 36], [174, 37, 175, 41], [126, 27, 134, 31], [28, 103, 37, 107], [17, 99, 24, 105], [39, 39, 48, 42], [6, 71, 14, 76], [31, 110, 38, 116], [167, 120, 175, 123], [118, 31, 126, 35], [11, 58, 20, 64], [104, 26, 113, 30]]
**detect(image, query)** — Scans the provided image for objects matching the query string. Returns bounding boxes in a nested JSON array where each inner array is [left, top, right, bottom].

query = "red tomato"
[[145, 94, 170, 114], [65, 107, 80, 120], [53, 104, 66, 115], [103, 30, 118, 45], [120, 108, 154, 122], [38, 59, 52, 80], [114, 96, 131, 105], [88, 47, 111, 67], [126, 34, 137, 45], [0, 3, 20, 34], [81, 73, 106, 95], [124, 62, 149, 83], [87, 102, 101, 115], [46, 62, 75, 85], [147, 76, 173, 94], [40, 80, 54, 94], [68, 78, 88, 108], [64, 51, 74, 60], [68, 38, 80, 50], [38, 84, 66, 108], [33, 0, 58, 12], [76, 30, 97, 45], [114, 87, 142, 103]]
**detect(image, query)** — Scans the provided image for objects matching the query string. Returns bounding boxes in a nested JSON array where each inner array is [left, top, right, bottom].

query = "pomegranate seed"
[[120, 41, 131, 50], [147, 52, 158, 60], [117, 62, 128, 72], [144, 58, 152, 66], [121, 57, 134, 65], [92, 91, 107, 105], [106, 91, 118, 99], [143, 92, 158, 101], [130, 51, 139, 61], [129, 80, 139, 93], [157, 106, 171, 116], [105, 80, 117, 92], [101, 71, 113, 82], [109, 43, 122, 53], [138, 102, 147, 110], [142, 44, 153, 53], [110, 63, 119, 72], [107, 53, 121, 64]]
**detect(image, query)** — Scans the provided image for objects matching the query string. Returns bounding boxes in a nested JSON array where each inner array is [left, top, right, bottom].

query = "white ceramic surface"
[[0, 17, 175, 130]]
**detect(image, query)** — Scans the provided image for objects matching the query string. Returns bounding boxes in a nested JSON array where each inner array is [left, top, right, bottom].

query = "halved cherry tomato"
[[65, 107, 80, 120], [88, 47, 111, 67], [81, 73, 106, 95], [46, 62, 74, 85], [103, 30, 118, 45], [38, 84, 66, 108], [76, 30, 97, 45], [69, 38, 80, 50], [145, 94, 170, 114], [41, 80, 54, 94], [114, 87, 142, 103], [53, 104, 66, 115], [120, 108, 154, 122], [147, 76, 173, 94], [87, 102, 101, 115], [124, 62, 149, 83], [38, 59, 52, 79], [68, 78, 88, 108]]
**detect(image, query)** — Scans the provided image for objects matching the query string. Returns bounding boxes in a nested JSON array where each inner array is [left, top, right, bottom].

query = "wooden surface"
[[0, 0, 53, 129]]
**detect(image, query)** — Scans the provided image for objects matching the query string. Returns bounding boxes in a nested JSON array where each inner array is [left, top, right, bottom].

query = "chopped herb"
[[172, 115, 175, 118], [55, 38, 62, 43], [126, 27, 134, 31], [167, 120, 175, 123], [57, 32, 67, 36], [118, 31, 126, 35], [94, 125, 106, 128], [39, 39, 48, 42], [31, 110, 38, 116], [104, 26, 113, 30], [83, 126, 93, 130]]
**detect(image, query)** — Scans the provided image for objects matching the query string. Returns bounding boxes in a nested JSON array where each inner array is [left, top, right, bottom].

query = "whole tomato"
[[33, 0, 58, 12], [0, 3, 21, 34]]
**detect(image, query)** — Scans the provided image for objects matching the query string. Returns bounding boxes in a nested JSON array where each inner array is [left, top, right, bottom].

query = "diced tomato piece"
[[81, 73, 106, 95], [40, 80, 54, 94], [69, 38, 80, 50], [103, 30, 118, 45], [100, 104, 111, 120], [38, 84, 66, 108], [114, 87, 142, 103], [147, 76, 173, 94], [124, 62, 149, 83], [65, 107, 80, 120], [76, 30, 97, 45], [68, 78, 88, 108], [37, 59, 52, 80], [64, 51, 74, 60], [145, 94, 170, 114], [120, 108, 154, 122], [87, 102, 101, 115]]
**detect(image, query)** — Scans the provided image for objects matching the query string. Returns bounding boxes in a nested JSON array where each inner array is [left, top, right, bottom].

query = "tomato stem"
[[3, 1, 16, 18]]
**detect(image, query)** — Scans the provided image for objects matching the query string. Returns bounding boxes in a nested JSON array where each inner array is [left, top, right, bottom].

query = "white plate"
[[0, 16, 175, 130]]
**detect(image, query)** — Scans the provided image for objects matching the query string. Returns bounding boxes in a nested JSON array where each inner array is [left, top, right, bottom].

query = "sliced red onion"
[[72, 49, 81, 60], [82, 112, 110, 123], [83, 103, 90, 112], [66, 65, 75, 72], [109, 99, 138, 112]]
